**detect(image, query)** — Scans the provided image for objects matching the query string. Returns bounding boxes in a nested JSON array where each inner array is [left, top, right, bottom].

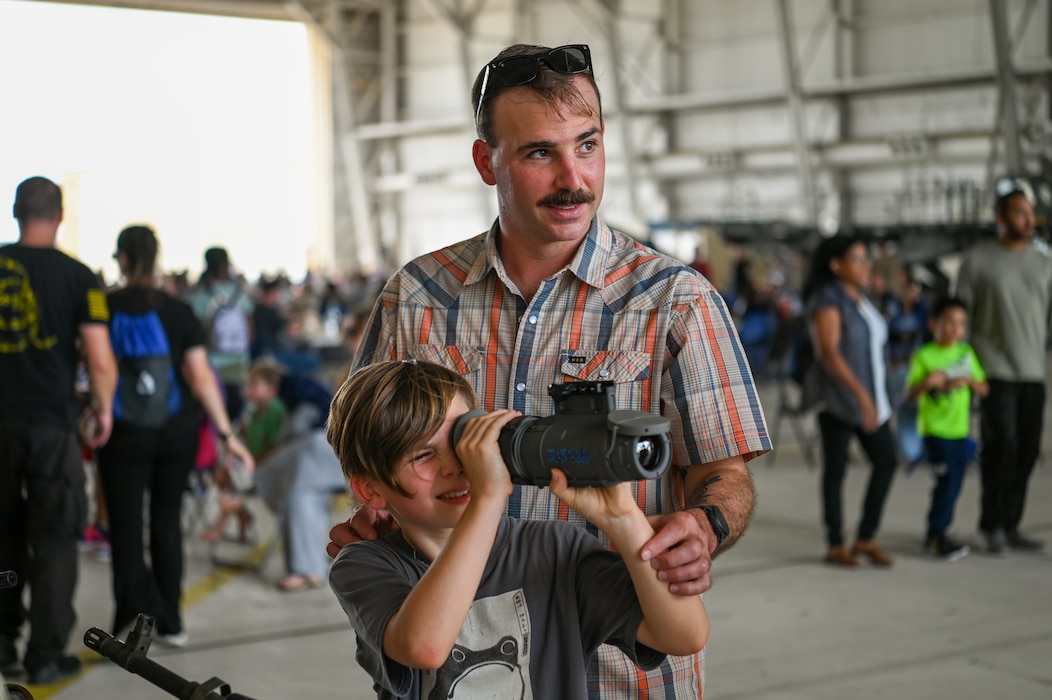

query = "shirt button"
[[527, 315, 538, 324], [599, 369, 610, 377], [516, 383, 526, 392]]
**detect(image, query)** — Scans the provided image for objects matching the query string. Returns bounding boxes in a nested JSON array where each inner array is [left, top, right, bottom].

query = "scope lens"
[[635, 438, 660, 470]]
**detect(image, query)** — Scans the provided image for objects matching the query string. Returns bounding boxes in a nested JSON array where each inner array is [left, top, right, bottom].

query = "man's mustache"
[[538, 189, 595, 207]]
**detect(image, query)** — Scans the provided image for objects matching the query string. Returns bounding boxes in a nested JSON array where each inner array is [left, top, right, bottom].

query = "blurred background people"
[[0, 176, 116, 685], [905, 297, 986, 562], [956, 184, 1052, 554], [250, 276, 287, 361], [242, 360, 345, 592], [97, 225, 252, 646], [803, 235, 897, 568], [190, 246, 254, 422]]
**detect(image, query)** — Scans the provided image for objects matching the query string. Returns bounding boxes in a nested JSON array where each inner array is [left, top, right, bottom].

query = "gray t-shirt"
[[956, 240, 1052, 382], [329, 516, 664, 699]]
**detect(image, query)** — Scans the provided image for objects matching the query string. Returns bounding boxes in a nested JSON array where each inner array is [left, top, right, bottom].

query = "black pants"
[[0, 420, 86, 673], [96, 422, 198, 636], [978, 380, 1045, 534], [818, 412, 898, 547]]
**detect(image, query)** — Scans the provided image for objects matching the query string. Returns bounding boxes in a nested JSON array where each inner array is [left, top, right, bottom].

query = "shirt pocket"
[[558, 349, 652, 383], [405, 344, 484, 375]]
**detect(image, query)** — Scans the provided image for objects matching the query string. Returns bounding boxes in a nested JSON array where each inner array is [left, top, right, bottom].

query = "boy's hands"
[[923, 370, 949, 391], [452, 409, 520, 501], [548, 468, 636, 531]]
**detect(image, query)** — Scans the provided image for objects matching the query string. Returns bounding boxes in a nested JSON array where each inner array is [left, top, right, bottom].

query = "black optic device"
[[450, 381, 672, 487]]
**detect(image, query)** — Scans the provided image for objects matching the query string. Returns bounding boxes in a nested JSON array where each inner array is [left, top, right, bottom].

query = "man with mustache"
[[330, 43, 771, 698]]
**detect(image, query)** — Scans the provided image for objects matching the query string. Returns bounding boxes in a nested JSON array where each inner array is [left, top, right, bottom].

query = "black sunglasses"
[[475, 45, 593, 126]]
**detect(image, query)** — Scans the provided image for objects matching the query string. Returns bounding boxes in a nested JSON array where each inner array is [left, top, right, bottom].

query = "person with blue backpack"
[[96, 226, 254, 647]]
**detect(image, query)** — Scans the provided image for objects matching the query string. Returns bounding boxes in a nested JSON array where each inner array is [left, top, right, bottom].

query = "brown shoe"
[[824, 546, 860, 567], [852, 540, 893, 567]]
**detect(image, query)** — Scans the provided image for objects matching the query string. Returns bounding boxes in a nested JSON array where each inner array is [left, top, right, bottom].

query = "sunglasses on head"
[[475, 44, 593, 127]]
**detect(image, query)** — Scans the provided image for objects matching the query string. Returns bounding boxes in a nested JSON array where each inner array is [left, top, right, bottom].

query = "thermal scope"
[[450, 381, 672, 487]]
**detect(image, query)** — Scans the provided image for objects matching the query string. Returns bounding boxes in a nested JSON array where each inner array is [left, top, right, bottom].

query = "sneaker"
[[156, 631, 189, 648], [26, 655, 81, 685], [1006, 531, 1046, 552], [925, 533, 969, 562], [981, 528, 1010, 556]]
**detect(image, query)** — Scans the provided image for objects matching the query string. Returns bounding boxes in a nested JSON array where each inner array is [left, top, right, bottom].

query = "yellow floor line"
[[21, 539, 273, 699]]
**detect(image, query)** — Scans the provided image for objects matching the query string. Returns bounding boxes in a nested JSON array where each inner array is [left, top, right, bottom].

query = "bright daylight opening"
[[0, 0, 328, 283]]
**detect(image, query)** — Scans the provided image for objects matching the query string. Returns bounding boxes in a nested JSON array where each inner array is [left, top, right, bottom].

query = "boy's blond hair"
[[326, 360, 476, 497]]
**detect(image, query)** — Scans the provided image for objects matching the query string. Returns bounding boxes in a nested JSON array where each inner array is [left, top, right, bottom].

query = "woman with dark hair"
[[97, 226, 254, 645], [803, 235, 898, 568]]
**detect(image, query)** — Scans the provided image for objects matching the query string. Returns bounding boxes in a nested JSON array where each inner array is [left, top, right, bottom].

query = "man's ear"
[[472, 139, 496, 186], [350, 475, 388, 511]]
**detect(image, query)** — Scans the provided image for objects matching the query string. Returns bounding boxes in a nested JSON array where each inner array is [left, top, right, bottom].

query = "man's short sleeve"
[[81, 271, 109, 325]]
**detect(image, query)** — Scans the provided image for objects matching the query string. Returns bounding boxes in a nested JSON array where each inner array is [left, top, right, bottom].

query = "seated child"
[[201, 363, 287, 542], [326, 360, 708, 699]]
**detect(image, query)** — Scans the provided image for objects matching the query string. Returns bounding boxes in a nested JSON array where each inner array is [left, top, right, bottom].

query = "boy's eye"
[[404, 448, 441, 481]]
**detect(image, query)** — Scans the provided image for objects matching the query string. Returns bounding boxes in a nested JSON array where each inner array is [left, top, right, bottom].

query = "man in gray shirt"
[[956, 183, 1052, 555]]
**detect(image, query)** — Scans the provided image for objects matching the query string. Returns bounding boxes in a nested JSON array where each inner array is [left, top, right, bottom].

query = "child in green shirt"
[[906, 297, 988, 561]]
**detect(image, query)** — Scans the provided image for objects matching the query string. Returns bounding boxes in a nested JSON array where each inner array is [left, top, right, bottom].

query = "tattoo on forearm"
[[685, 475, 722, 510]]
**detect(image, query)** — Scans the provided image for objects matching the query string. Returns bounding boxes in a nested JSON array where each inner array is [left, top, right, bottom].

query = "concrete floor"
[[5, 385, 1051, 700]]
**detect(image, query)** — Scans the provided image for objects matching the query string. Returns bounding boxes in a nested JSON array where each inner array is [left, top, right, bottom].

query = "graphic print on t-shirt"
[[930, 352, 973, 403], [0, 255, 58, 353], [421, 588, 534, 699]]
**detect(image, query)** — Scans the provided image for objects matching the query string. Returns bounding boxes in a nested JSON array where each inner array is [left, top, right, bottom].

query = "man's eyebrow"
[[518, 128, 601, 153]]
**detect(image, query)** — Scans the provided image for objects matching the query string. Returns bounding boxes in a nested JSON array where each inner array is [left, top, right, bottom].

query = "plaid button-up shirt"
[[354, 217, 771, 699]]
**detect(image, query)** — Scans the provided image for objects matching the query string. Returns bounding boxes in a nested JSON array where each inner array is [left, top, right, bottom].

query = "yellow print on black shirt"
[[0, 255, 58, 353]]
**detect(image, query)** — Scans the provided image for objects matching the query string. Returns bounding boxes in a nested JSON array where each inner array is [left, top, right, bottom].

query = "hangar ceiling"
[[37, 0, 1052, 274]]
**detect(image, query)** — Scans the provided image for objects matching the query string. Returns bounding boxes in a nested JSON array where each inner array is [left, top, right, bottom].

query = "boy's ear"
[[350, 475, 389, 511]]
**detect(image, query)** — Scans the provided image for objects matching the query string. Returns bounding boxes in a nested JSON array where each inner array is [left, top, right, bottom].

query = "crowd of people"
[[1, 38, 1048, 700], [0, 176, 382, 686]]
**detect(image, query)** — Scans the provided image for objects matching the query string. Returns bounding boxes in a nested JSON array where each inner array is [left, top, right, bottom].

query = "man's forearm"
[[683, 454, 756, 554]]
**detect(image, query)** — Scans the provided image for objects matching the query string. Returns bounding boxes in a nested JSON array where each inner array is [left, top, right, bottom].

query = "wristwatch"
[[699, 505, 730, 552]]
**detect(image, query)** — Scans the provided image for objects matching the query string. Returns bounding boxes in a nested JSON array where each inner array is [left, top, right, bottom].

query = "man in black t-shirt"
[[0, 176, 117, 686]]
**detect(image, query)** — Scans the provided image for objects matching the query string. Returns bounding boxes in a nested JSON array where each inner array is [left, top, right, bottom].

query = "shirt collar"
[[467, 216, 613, 291]]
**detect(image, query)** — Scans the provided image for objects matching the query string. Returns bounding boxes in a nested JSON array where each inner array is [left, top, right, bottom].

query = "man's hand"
[[326, 504, 399, 558], [85, 407, 112, 448], [641, 510, 715, 596]]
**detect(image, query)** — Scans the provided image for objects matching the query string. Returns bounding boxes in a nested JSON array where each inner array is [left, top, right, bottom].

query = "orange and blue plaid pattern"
[[354, 217, 771, 698]]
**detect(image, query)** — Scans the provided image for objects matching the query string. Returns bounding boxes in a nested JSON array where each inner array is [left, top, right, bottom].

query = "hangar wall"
[[356, 0, 1048, 275], [35, 0, 1052, 277]]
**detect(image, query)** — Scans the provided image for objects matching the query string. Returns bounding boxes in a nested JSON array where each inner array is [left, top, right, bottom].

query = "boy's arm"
[[381, 409, 518, 670], [381, 493, 506, 669], [549, 470, 709, 657]]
